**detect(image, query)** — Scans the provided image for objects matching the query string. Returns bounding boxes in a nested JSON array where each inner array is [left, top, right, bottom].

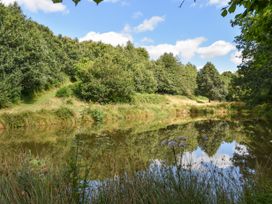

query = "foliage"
[[54, 107, 75, 119], [0, 4, 65, 106], [0, 2, 234, 107], [220, 71, 235, 101], [153, 53, 197, 97], [87, 108, 105, 123], [131, 63, 158, 94], [197, 62, 227, 101], [56, 85, 74, 98], [215, 0, 272, 106], [75, 53, 135, 103], [228, 2, 272, 106]]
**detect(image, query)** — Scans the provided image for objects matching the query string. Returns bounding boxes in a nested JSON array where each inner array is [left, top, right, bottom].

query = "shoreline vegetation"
[[0, 92, 241, 130], [0, 139, 271, 204]]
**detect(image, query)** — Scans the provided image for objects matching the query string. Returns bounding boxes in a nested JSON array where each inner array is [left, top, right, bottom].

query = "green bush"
[[54, 107, 74, 119], [87, 108, 105, 123], [56, 86, 74, 98]]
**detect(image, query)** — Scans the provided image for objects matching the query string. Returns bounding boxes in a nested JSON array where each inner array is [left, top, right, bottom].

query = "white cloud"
[[79, 31, 132, 46], [230, 50, 242, 65], [143, 38, 235, 62], [208, 0, 229, 7], [132, 11, 143, 19], [1, 0, 67, 13], [134, 16, 165, 33], [197, 40, 235, 58], [144, 37, 206, 60]]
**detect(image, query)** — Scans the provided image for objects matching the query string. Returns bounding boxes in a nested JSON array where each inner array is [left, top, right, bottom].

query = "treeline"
[[230, 1, 272, 110], [0, 3, 234, 107]]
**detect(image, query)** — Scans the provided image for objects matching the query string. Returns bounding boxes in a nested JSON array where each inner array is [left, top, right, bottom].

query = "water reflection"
[[0, 119, 271, 181]]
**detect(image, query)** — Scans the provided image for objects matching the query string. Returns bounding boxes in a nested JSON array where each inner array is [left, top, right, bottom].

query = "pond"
[[0, 118, 271, 202], [1, 118, 271, 177]]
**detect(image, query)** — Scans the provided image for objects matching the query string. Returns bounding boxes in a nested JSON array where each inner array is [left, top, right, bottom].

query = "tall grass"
[[0, 149, 271, 204], [131, 93, 169, 105]]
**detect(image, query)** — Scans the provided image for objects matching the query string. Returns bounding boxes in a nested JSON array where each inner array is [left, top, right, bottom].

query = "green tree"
[[181, 63, 198, 96], [132, 63, 158, 94], [75, 54, 135, 103], [228, 2, 272, 105], [221, 71, 235, 101], [154, 53, 182, 95], [0, 3, 65, 106], [197, 62, 227, 102]]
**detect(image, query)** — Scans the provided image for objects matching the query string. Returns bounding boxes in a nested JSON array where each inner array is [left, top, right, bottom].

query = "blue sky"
[[2, 0, 242, 72]]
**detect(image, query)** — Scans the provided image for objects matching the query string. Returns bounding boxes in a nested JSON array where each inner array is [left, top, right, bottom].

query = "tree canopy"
[[197, 62, 227, 101], [229, 1, 272, 105], [0, 2, 233, 107]]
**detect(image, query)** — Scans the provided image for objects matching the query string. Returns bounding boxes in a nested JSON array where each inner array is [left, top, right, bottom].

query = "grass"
[[0, 149, 271, 204], [131, 93, 169, 105], [0, 86, 239, 129], [0, 107, 76, 129]]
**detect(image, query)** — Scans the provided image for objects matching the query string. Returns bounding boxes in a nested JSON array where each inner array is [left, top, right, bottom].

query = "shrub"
[[54, 107, 74, 119], [87, 108, 105, 123], [56, 85, 74, 98]]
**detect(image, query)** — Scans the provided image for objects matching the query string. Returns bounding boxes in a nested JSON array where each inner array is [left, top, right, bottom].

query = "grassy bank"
[[0, 91, 241, 129]]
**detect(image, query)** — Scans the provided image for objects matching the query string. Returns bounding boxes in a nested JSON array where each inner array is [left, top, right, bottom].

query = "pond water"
[[0, 119, 271, 182]]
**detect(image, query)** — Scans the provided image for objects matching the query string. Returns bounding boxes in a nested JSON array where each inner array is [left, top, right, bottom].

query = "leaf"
[[93, 0, 103, 4], [228, 4, 236, 13], [73, 0, 80, 5], [221, 9, 228, 17]]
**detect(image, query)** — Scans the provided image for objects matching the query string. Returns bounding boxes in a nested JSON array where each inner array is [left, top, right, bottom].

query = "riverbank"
[[0, 93, 240, 129]]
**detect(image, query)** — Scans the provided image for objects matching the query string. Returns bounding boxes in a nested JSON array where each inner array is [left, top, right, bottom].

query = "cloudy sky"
[[1, 0, 242, 72]]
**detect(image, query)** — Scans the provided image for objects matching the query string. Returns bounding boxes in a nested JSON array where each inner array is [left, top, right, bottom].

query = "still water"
[[0, 119, 271, 181]]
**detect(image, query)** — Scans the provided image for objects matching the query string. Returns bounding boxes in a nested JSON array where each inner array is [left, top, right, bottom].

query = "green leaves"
[[221, 9, 228, 17], [93, 0, 103, 4], [73, 0, 81, 5], [197, 63, 227, 101], [52, 0, 104, 5], [228, 4, 236, 13]]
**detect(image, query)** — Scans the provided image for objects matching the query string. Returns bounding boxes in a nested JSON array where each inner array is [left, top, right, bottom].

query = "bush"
[[87, 108, 105, 123], [56, 85, 74, 98], [54, 107, 74, 119]]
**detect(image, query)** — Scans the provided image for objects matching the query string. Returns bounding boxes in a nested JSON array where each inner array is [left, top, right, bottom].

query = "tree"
[[0, 3, 65, 106], [181, 63, 198, 97], [221, 71, 235, 101], [154, 53, 181, 95], [75, 54, 135, 103], [197, 62, 227, 102], [228, 1, 272, 105], [132, 63, 158, 94]]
